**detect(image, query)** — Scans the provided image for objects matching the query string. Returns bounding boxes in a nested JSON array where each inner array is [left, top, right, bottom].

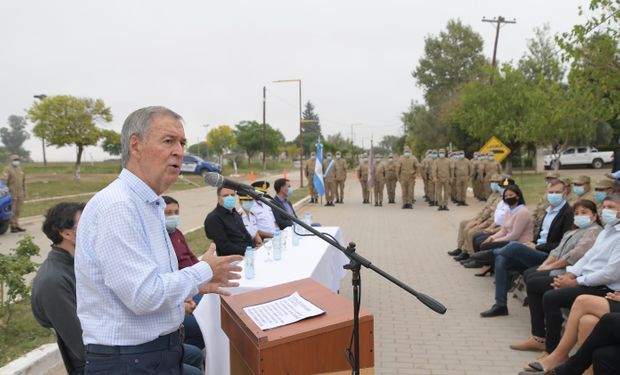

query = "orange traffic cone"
[[249, 171, 255, 183], [283, 169, 288, 179]]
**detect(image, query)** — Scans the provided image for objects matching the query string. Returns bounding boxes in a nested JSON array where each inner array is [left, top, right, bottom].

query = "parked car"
[[180, 154, 222, 177], [544, 146, 614, 169], [0, 182, 13, 234]]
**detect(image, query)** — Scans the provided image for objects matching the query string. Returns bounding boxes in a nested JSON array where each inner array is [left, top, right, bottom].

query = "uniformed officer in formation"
[[432, 148, 451, 211], [334, 151, 347, 203], [305, 152, 319, 203], [482, 153, 502, 199], [323, 152, 336, 206], [356, 154, 370, 204], [426, 149, 438, 206], [384, 153, 399, 204], [572, 175, 596, 205], [374, 155, 386, 206], [420, 150, 432, 202], [452, 150, 472, 206], [398, 146, 418, 209], [471, 152, 484, 201], [3, 154, 26, 232]]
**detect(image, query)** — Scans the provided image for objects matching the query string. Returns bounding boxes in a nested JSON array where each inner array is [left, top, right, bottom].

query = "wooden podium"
[[220, 278, 374, 375]]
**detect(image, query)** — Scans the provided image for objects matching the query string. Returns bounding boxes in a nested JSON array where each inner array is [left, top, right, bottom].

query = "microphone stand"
[[239, 186, 447, 375]]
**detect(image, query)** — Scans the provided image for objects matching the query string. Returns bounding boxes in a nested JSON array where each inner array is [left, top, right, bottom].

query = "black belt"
[[86, 331, 181, 355]]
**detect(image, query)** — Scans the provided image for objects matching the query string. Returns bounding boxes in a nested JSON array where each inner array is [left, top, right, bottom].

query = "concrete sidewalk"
[[295, 176, 535, 374]]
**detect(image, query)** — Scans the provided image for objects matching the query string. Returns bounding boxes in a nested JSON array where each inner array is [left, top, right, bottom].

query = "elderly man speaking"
[[75, 106, 243, 374]]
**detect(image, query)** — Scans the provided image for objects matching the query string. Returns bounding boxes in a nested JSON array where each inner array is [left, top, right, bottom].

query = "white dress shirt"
[[250, 200, 276, 235]]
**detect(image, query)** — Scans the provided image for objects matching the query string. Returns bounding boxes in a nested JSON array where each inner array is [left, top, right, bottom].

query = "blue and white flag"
[[313, 141, 325, 197]]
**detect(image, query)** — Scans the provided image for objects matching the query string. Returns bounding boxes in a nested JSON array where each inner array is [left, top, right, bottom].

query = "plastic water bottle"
[[304, 212, 313, 233], [273, 229, 282, 261], [292, 224, 300, 247], [244, 246, 255, 279]]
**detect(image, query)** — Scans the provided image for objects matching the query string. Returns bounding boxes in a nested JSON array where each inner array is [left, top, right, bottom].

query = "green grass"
[[512, 173, 549, 207], [22, 161, 122, 175], [0, 299, 55, 367]]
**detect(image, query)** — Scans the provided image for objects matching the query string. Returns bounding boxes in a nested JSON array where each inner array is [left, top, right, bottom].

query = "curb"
[[0, 343, 62, 375]]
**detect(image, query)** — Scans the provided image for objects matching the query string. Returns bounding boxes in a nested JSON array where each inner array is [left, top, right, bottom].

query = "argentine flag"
[[313, 142, 325, 197]]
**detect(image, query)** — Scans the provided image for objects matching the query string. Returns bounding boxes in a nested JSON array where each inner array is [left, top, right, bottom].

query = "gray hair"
[[603, 192, 620, 205], [120, 106, 183, 167]]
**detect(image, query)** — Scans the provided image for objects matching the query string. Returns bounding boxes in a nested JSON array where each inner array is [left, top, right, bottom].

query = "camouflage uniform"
[[356, 155, 370, 204], [398, 146, 419, 209], [2, 155, 26, 231], [305, 153, 318, 203], [334, 151, 347, 203], [432, 148, 451, 210], [323, 153, 337, 206], [374, 157, 386, 206], [384, 153, 399, 204]]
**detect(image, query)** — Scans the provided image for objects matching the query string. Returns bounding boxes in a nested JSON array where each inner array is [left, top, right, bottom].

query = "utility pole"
[[482, 16, 516, 68], [262, 86, 266, 169]]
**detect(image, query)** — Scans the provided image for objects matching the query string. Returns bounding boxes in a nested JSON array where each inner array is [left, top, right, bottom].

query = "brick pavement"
[[296, 175, 536, 375]]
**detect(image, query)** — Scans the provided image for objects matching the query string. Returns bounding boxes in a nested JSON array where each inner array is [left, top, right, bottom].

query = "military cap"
[[336, 151, 341, 156], [388, 153, 394, 158], [430, 149, 437, 153], [490, 174, 502, 181], [326, 152, 332, 156], [574, 175, 591, 184], [438, 148, 446, 153], [9, 154, 19, 160], [251, 180, 270, 192], [238, 193, 253, 201], [403, 146, 412, 153], [546, 171, 561, 179], [595, 178, 615, 189]]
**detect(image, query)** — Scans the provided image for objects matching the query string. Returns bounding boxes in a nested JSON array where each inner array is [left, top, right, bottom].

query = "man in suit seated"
[[272, 178, 297, 229], [204, 187, 255, 256]]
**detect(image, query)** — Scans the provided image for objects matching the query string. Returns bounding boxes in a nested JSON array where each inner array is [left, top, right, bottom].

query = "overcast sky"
[[0, 0, 586, 161]]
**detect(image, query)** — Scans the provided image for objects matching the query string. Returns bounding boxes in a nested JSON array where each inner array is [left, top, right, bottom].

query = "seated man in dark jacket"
[[204, 187, 254, 256], [480, 178, 575, 317], [272, 178, 297, 229]]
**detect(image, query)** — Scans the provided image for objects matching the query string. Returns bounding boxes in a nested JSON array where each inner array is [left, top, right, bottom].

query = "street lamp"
[[33, 94, 48, 167], [350, 123, 362, 146], [273, 79, 303, 187]]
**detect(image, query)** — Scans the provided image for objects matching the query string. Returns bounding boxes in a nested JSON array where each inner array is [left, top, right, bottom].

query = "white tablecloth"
[[193, 226, 348, 375]]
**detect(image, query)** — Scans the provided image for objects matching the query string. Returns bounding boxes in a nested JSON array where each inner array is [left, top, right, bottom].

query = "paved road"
[[296, 177, 539, 374]]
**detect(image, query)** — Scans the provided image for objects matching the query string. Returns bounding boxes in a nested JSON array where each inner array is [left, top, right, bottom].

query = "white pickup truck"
[[544, 146, 614, 169]]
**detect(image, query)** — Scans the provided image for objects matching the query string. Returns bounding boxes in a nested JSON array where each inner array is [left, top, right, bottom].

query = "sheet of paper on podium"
[[243, 291, 325, 330]]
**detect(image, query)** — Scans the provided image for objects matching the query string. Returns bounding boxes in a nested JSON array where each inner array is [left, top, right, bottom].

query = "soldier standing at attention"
[[427, 150, 438, 206], [398, 146, 419, 209], [323, 152, 336, 206], [334, 151, 347, 203], [356, 154, 370, 204], [385, 153, 399, 204], [454, 151, 472, 206], [3, 155, 26, 232], [374, 155, 386, 207], [305, 152, 318, 203], [421, 150, 431, 203], [475, 153, 487, 201], [449, 151, 458, 204], [433, 148, 451, 211], [483, 153, 502, 199], [470, 152, 480, 200]]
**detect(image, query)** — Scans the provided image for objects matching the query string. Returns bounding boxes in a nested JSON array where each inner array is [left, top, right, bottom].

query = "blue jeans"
[[493, 241, 548, 306], [183, 344, 204, 375], [184, 294, 205, 349]]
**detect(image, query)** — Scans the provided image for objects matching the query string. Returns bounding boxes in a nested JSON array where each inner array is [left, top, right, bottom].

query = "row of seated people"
[[446, 172, 620, 374]]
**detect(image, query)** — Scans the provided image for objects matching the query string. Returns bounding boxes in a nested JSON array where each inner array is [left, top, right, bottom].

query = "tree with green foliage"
[[187, 141, 208, 159], [518, 24, 565, 83], [0, 116, 30, 161], [27, 95, 112, 180], [412, 19, 486, 106], [207, 125, 236, 165], [294, 101, 323, 155], [234, 121, 285, 161], [378, 135, 402, 152], [0, 235, 39, 324], [100, 129, 121, 157]]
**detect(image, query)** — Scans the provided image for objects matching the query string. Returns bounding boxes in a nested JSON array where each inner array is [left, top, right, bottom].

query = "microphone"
[[203, 172, 256, 193]]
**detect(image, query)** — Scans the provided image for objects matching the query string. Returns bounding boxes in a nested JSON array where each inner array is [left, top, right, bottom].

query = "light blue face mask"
[[595, 191, 607, 203], [602, 208, 619, 226], [490, 182, 499, 192], [498, 187, 505, 196], [431, 154, 437, 159], [573, 186, 585, 196], [11, 160, 20, 167], [223, 195, 236, 210], [287, 187, 294, 198], [438, 153, 445, 158], [241, 201, 254, 211], [165, 215, 180, 233], [573, 215, 592, 229], [547, 192, 564, 207]]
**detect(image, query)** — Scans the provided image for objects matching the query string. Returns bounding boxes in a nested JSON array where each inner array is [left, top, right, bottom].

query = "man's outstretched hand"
[[200, 245, 243, 296]]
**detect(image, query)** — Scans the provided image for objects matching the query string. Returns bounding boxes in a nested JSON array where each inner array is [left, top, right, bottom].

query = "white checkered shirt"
[[75, 169, 213, 345]]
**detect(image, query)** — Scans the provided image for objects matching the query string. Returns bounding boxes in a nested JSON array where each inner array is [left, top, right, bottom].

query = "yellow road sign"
[[479, 136, 511, 162]]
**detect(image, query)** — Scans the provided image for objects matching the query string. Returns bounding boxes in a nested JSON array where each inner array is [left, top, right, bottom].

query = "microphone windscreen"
[[204, 172, 223, 187]]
